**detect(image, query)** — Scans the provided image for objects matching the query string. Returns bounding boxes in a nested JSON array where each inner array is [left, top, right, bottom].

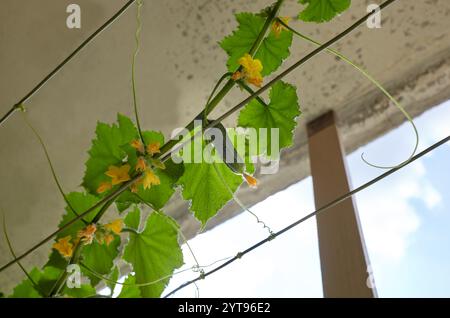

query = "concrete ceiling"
[[1, 0, 449, 292]]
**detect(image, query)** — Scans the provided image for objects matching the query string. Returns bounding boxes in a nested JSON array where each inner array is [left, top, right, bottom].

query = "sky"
[[163, 99, 450, 298]]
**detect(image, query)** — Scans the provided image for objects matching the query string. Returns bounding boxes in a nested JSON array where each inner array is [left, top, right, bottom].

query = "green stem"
[[132, 0, 145, 146], [237, 81, 269, 106], [203, 72, 233, 121], [278, 18, 419, 169]]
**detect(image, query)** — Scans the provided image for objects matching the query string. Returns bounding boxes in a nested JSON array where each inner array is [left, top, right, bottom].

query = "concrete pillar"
[[307, 111, 376, 298]]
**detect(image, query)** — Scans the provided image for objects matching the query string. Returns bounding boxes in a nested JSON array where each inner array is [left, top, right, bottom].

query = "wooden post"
[[307, 111, 376, 298]]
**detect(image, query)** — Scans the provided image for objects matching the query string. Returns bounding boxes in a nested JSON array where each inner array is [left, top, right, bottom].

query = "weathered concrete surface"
[[1, 0, 450, 292]]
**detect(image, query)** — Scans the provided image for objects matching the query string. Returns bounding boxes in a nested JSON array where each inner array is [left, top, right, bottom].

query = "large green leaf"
[[177, 144, 243, 225], [123, 210, 183, 298], [298, 0, 351, 22], [220, 12, 292, 76], [238, 81, 300, 157], [46, 192, 120, 287], [82, 114, 138, 194]]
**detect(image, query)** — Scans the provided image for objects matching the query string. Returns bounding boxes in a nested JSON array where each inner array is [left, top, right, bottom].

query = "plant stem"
[[132, 0, 146, 146]]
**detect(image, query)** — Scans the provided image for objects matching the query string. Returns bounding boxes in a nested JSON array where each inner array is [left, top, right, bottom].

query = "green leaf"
[[63, 284, 97, 298], [238, 81, 300, 157], [220, 12, 292, 76], [298, 0, 351, 22], [177, 144, 243, 225], [82, 236, 120, 286], [9, 268, 42, 298], [118, 274, 142, 298], [124, 206, 141, 230], [47, 192, 120, 287], [123, 210, 183, 298], [83, 114, 138, 194], [9, 266, 63, 298]]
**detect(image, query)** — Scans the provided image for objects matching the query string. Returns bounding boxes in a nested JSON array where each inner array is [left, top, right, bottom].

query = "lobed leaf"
[[123, 209, 183, 298], [220, 12, 292, 76], [298, 0, 351, 23], [238, 81, 301, 157]]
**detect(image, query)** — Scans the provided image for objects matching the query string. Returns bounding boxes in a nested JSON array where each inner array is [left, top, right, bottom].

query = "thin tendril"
[[132, 0, 145, 146], [2, 213, 42, 294], [212, 162, 274, 236], [193, 281, 200, 298], [278, 18, 419, 170], [21, 112, 88, 224], [79, 256, 233, 288]]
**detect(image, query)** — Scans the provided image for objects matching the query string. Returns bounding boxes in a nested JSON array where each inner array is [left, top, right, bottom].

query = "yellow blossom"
[[130, 139, 145, 154], [53, 236, 73, 258], [105, 164, 131, 185], [147, 142, 161, 156], [96, 181, 112, 194], [78, 224, 97, 245], [104, 219, 124, 235], [243, 173, 258, 188], [235, 54, 263, 87], [130, 182, 139, 193], [272, 17, 291, 37], [104, 234, 114, 246], [135, 156, 147, 172], [142, 168, 160, 190]]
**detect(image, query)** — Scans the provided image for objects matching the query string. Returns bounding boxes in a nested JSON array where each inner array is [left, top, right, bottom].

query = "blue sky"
[[162, 100, 450, 298]]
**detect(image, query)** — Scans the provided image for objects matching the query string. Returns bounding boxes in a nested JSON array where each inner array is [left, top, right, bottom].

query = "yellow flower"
[[130, 182, 139, 193], [104, 234, 114, 246], [104, 219, 124, 235], [53, 236, 73, 258], [147, 142, 161, 156], [243, 173, 258, 188], [131, 139, 145, 154], [136, 156, 147, 172], [142, 168, 160, 190], [96, 181, 112, 194], [105, 164, 131, 185], [235, 54, 263, 87], [272, 17, 291, 37], [77, 224, 97, 245]]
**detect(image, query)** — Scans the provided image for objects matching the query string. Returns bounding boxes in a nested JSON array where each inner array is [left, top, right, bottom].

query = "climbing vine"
[[1, 0, 415, 298]]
